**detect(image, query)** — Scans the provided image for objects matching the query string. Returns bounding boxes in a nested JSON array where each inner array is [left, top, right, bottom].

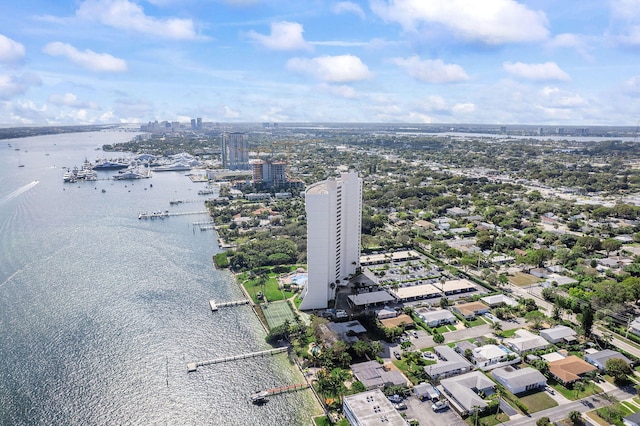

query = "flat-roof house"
[[504, 329, 549, 354], [380, 314, 413, 329], [424, 345, 473, 380], [391, 283, 441, 302], [539, 325, 577, 344], [471, 344, 520, 371], [492, 366, 547, 395], [348, 290, 397, 308], [351, 361, 408, 390], [413, 382, 439, 401], [585, 349, 633, 371], [417, 309, 456, 327], [548, 355, 597, 385], [481, 294, 518, 307], [440, 371, 495, 415], [343, 389, 409, 426], [451, 301, 489, 320], [376, 306, 398, 320], [441, 279, 477, 296]]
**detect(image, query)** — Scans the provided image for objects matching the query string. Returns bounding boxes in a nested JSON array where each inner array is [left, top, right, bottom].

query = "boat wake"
[[0, 269, 19, 290], [0, 180, 39, 204]]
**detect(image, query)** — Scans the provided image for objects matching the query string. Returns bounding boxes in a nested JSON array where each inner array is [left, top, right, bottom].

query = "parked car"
[[545, 386, 555, 395], [388, 394, 403, 403], [422, 351, 435, 359], [432, 401, 448, 412], [393, 402, 407, 410], [410, 330, 419, 338], [393, 350, 402, 360]]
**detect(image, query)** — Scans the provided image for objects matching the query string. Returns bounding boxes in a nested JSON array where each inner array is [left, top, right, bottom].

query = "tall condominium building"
[[300, 172, 362, 310], [252, 159, 287, 187], [220, 132, 249, 170]]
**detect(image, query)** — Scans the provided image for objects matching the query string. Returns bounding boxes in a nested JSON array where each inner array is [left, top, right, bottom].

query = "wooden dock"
[[251, 383, 309, 403], [187, 347, 288, 372], [209, 299, 249, 311], [138, 210, 209, 220]]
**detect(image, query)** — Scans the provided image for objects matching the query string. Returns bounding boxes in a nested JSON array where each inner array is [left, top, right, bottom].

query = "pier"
[[187, 347, 288, 372], [138, 210, 209, 219], [209, 299, 250, 311], [251, 383, 310, 403]]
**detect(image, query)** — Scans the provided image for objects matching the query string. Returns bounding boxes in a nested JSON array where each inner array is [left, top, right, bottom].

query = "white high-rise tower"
[[300, 172, 362, 310]]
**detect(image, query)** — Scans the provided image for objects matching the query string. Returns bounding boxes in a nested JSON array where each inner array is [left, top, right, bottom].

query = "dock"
[[187, 347, 288, 372], [138, 210, 209, 219], [251, 383, 309, 403], [209, 299, 250, 311]]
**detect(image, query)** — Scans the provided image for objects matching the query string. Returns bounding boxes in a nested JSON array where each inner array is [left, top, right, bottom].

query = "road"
[[502, 388, 635, 426]]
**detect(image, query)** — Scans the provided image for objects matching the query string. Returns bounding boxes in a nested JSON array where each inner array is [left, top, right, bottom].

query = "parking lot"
[[402, 395, 466, 426]]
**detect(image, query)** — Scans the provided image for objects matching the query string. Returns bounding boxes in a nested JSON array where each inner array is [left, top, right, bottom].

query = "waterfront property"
[[350, 361, 409, 390], [300, 172, 362, 310], [343, 389, 409, 426]]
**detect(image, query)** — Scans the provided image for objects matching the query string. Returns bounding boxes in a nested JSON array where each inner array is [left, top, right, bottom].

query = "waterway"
[[0, 131, 320, 425]]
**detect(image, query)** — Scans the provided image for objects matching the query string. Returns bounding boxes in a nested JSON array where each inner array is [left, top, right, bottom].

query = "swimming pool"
[[289, 273, 308, 285]]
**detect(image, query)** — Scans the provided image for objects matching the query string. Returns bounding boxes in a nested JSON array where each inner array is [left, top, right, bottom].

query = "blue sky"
[[1, 0, 640, 126]]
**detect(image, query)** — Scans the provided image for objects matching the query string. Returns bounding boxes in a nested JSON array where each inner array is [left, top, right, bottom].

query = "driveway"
[[403, 395, 466, 426]]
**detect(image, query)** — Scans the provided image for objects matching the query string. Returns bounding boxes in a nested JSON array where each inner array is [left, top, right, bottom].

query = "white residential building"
[[300, 172, 362, 310], [220, 132, 249, 170]]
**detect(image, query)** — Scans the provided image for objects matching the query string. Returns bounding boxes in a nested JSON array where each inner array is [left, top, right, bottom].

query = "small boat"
[[250, 390, 268, 404], [101, 189, 106, 193]]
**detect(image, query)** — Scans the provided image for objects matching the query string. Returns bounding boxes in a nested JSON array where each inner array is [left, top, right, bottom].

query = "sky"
[[1, 0, 640, 126]]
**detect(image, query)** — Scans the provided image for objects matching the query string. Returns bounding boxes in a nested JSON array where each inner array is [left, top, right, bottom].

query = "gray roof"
[[441, 371, 494, 412], [343, 389, 409, 426], [585, 349, 632, 367], [425, 346, 472, 378], [492, 366, 546, 390], [419, 309, 455, 322], [540, 325, 577, 341], [351, 361, 407, 389]]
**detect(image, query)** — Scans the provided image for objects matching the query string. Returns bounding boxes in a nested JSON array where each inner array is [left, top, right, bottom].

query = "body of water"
[[0, 131, 320, 425]]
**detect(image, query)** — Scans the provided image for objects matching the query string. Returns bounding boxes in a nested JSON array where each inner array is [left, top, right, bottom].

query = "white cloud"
[[503, 61, 570, 81], [43, 42, 128, 72], [452, 103, 476, 114], [320, 83, 358, 99], [49, 92, 100, 109], [287, 55, 372, 83], [332, 2, 366, 19], [76, 0, 198, 40], [0, 73, 41, 100], [540, 86, 586, 107], [247, 22, 312, 51], [393, 56, 469, 83], [609, 0, 640, 45], [223, 106, 240, 118], [547, 33, 593, 60], [371, 0, 549, 44], [0, 34, 25, 64]]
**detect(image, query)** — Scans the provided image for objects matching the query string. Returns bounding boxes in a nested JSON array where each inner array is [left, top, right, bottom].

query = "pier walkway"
[[209, 299, 249, 311], [138, 210, 208, 219], [251, 383, 309, 402], [187, 347, 288, 372]]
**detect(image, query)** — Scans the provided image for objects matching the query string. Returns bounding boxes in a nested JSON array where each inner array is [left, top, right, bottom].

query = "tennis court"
[[261, 300, 296, 330]]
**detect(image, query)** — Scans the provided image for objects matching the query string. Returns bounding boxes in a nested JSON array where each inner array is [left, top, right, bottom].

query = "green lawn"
[[467, 317, 487, 327], [242, 274, 295, 303], [509, 272, 541, 287], [547, 378, 602, 401], [464, 412, 509, 426], [518, 391, 558, 413], [499, 328, 519, 338]]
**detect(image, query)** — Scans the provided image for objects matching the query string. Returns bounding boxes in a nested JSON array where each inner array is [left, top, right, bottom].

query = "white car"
[[432, 401, 448, 412]]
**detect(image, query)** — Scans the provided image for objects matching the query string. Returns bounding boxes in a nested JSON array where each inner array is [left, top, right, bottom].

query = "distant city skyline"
[[1, 1, 640, 126]]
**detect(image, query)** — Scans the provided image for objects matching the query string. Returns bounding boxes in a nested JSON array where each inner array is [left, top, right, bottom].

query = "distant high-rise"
[[300, 172, 362, 310], [190, 119, 196, 129], [196, 117, 202, 129], [221, 132, 249, 170], [252, 159, 287, 187]]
